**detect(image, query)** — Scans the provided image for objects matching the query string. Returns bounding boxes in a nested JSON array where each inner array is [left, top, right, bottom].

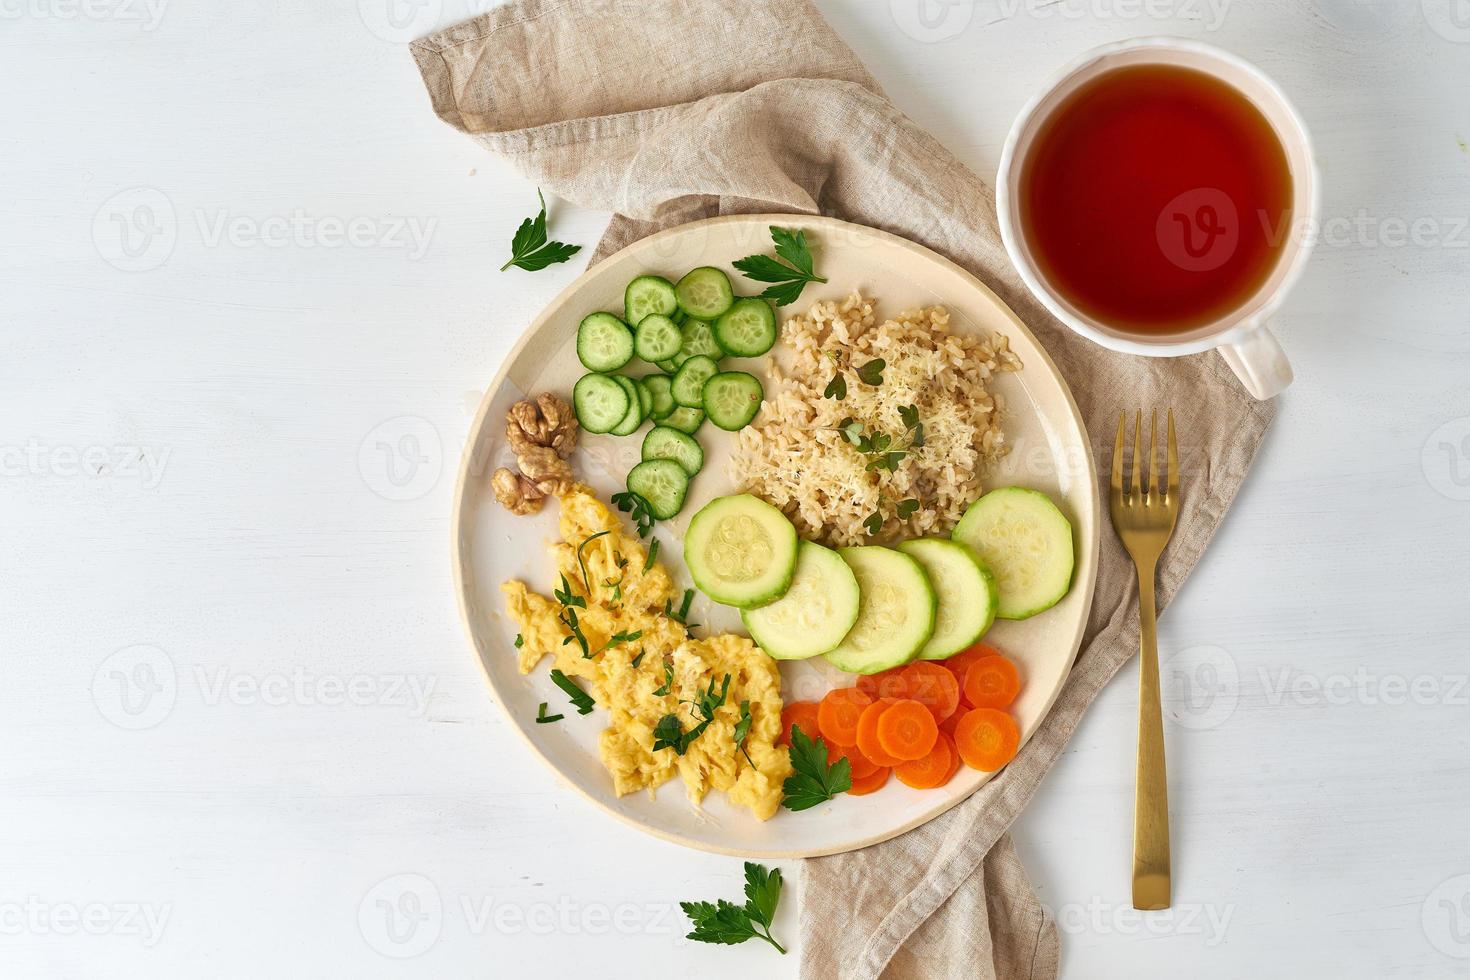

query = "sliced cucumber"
[[609, 375, 645, 436], [713, 298, 778, 357], [634, 313, 682, 363], [642, 374, 675, 419], [631, 376, 653, 419], [656, 358, 679, 374], [641, 425, 704, 477], [741, 541, 860, 660], [624, 275, 677, 325], [679, 318, 723, 361], [576, 312, 634, 372], [672, 355, 719, 408], [684, 494, 798, 608], [626, 459, 688, 520], [823, 547, 937, 675], [952, 487, 1075, 620], [674, 267, 734, 319], [897, 538, 997, 660], [663, 406, 705, 435], [572, 373, 630, 434], [702, 371, 763, 431]]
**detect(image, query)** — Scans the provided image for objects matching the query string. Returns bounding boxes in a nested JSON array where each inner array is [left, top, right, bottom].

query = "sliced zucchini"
[[576, 312, 634, 372], [897, 538, 997, 660], [823, 547, 937, 675], [626, 459, 688, 520], [674, 267, 734, 319], [634, 313, 682, 363], [702, 371, 763, 431], [713, 298, 778, 357], [641, 374, 675, 419], [952, 487, 1074, 620], [624, 275, 677, 325], [663, 406, 705, 435], [742, 541, 860, 660], [671, 355, 719, 408], [679, 318, 723, 361], [572, 373, 630, 434], [684, 494, 798, 608], [641, 425, 704, 477], [609, 375, 645, 436]]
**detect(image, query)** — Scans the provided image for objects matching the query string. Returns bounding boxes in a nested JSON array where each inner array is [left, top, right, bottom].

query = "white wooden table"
[[4, 1, 1468, 976]]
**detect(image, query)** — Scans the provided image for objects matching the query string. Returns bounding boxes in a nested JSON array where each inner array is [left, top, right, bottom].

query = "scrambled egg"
[[502, 486, 792, 820]]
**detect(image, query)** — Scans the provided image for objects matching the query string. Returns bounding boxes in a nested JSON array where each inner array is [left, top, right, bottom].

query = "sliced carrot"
[[939, 732, 962, 784], [847, 766, 891, 796], [875, 699, 939, 761], [963, 655, 1021, 710], [939, 709, 966, 740], [895, 732, 955, 789], [817, 687, 872, 747], [855, 698, 905, 767], [856, 667, 908, 701], [942, 642, 1004, 689], [954, 707, 1020, 771], [826, 740, 878, 780], [779, 701, 822, 747], [901, 662, 961, 722]]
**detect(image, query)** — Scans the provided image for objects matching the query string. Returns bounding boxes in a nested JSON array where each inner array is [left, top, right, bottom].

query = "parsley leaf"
[[549, 669, 594, 715], [653, 673, 730, 755], [595, 629, 642, 658], [680, 862, 786, 954], [610, 490, 656, 537], [652, 661, 674, 697], [630, 650, 646, 669], [643, 538, 660, 573], [553, 573, 586, 609], [535, 702, 564, 724], [514, 633, 524, 649], [575, 530, 610, 594], [781, 724, 851, 811], [500, 189, 582, 273], [734, 699, 755, 767], [732, 226, 827, 307]]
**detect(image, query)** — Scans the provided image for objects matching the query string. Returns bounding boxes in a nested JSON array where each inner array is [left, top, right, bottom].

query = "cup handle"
[[1218, 326, 1293, 400]]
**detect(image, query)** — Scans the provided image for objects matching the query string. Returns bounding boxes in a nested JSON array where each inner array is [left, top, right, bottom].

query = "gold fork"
[[1110, 409, 1180, 911]]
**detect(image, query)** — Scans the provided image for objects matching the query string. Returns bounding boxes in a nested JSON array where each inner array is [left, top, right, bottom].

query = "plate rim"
[[451, 213, 1100, 858]]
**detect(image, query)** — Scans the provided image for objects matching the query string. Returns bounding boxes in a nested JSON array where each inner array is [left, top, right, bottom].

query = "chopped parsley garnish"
[[732, 226, 827, 307], [652, 661, 675, 697], [643, 538, 660, 572], [630, 651, 646, 669], [611, 490, 656, 537], [781, 724, 851, 811], [653, 673, 730, 755], [553, 573, 586, 609], [549, 669, 595, 715], [733, 699, 755, 767], [535, 702, 564, 724], [514, 633, 524, 649], [681, 862, 786, 954], [595, 629, 642, 658], [575, 530, 610, 593], [501, 189, 582, 273], [664, 588, 696, 626]]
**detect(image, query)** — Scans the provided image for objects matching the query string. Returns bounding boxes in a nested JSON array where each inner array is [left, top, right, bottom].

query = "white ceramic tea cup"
[[996, 38, 1318, 400]]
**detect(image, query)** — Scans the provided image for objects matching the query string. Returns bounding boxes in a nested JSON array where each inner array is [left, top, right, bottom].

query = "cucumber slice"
[[626, 459, 688, 520], [631, 377, 653, 419], [823, 547, 937, 675], [672, 355, 719, 408], [634, 313, 682, 363], [657, 358, 679, 374], [679, 318, 723, 361], [642, 374, 675, 419], [741, 541, 860, 660], [684, 494, 798, 608], [572, 373, 631, 434], [663, 406, 705, 435], [624, 275, 677, 325], [897, 538, 997, 660], [609, 375, 645, 436], [702, 371, 763, 431], [952, 487, 1075, 620], [641, 425, 704, 477], [674, 267, 734, 319], [576, 313, 634, 372], [713, 298, 778, 357]]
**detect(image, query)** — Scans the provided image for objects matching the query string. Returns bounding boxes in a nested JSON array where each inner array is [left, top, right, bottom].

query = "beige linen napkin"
[[412, 2, 1274, 976]]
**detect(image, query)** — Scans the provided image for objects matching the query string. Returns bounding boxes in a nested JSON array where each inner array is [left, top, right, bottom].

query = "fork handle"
[[1132, 560, 1171, 910]]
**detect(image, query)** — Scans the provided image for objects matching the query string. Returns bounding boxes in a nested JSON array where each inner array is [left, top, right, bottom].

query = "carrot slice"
[[856, 667, 908, 701], [779, 701, 822, 747], [875, 699, 939, 761], [954, 708, 1020, 771], [855, 698, 905, 767], [826, 740, 878, 780], [939, 732, 962, 784], [817, 687, 872, 747], [895, 732, 955, 789], [963, 655, 1021, 710], [847, 766, 891, 796], [943, 642, 1004, 689], [901, 662, 961, 722]]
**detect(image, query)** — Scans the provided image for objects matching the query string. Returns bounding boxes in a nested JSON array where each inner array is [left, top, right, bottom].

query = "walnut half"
[[494, 393, 580, 516], [492, 467, 545, 516]]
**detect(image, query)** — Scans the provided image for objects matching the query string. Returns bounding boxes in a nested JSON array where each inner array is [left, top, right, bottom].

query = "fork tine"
[[1166, 408, 1179, 498], [1131, 411, 1142, 497], [1148, 409, 1159, 498], [1112, 412, 1125, 496]]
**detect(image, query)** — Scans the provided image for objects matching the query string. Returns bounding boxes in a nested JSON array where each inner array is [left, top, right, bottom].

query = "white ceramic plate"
[[453, 215, 1098, 858]]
